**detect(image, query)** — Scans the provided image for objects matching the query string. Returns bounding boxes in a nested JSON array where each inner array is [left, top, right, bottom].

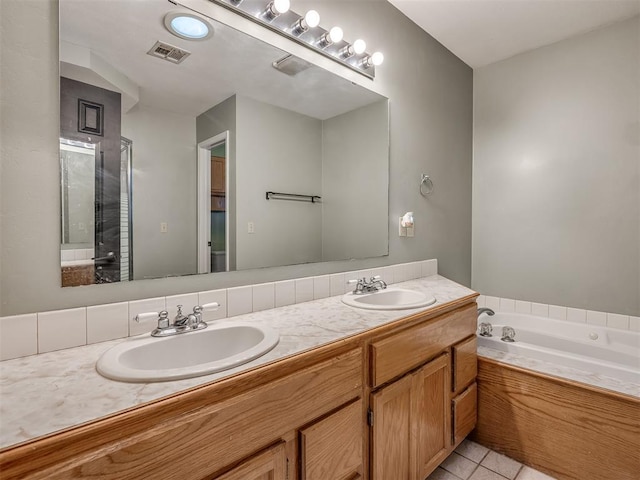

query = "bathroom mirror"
[[59, 0, 389, 286]]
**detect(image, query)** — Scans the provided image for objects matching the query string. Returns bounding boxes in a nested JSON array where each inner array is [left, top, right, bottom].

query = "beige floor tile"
[[428, 466, 465, 480], [481, 451, 522, 479], [469, 466, 509, 480], [455, 439, 490, 463], [516, 466, 557, 480], [441, 452, 478, 479]]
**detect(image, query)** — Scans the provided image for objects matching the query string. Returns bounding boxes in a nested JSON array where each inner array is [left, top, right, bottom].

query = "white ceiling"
[[388, 0, 640, 68]]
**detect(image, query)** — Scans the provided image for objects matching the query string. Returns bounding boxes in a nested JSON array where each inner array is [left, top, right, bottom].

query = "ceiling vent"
[[147, 41, 191, 64], [272, 54, 313, 76]]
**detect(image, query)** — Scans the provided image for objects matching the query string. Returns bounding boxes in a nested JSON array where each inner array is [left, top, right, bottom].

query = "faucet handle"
[[158, 310, 170, 329], [176, 305, 183, 316]]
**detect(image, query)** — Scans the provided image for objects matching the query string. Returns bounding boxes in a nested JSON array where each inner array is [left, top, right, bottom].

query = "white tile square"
[[252, 283, 275, 312], [500, 298, 516, 313], [454, 439, 489, 463], [470, 466, 509, 480], [566, 307, 586, 323], [515, 300, 531, 314], [586, 310, 607, 326], [84, 248, 95, 260], [481, 450, 522, 479], [87, 302, 128, 344], [516, 466, 556, 480], [531, 303, 549, 317], [379, 266, 394, 285], [129, 297, 166, 336], [441, 452, 476, 479], [38, 308, 87, 353], [275, 280, 296, 307], [73, 249, 86, 261], [548, 305, 567, 321], [61, 249, 74, 262], [0, 314, 38, 361], [313, 276, 331, 300], [421, 259, 438, 277], [393, 264, 408, 283], [407, 262, 422, 280], [607, 313, 629, 330], [485, 296, 500, 311], [227, 286, 252, 317], [166, 293, 199, 320], [198, 289, 227, 321], [476, 295, 486, 308], [295, 277, 314, 303], [629, 316, 640, 332], [329, 273, 345, 297]]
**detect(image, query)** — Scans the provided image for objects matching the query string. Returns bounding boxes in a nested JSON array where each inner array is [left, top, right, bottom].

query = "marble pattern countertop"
[[0, 275, 475, 449], [477, 346, 640, 398]]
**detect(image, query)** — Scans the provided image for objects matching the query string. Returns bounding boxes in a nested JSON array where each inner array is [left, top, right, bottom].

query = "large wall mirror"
[[59, 0, 389, 287]]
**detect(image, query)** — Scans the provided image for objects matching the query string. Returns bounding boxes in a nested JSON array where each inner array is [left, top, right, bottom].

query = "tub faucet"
[[477, 307, 495, 318]]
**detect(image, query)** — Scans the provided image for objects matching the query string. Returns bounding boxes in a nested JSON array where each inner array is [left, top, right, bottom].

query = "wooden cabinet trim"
[[370, 303, 476, 388]]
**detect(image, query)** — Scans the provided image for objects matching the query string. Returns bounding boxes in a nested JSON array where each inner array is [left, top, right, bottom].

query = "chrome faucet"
[[477, 307, 495, 318], [150, 305, 208, 337], [348, 276, 388, 295]]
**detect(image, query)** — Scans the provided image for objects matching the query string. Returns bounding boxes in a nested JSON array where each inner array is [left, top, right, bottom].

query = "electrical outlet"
[[248, 222, 255, 234], [160, 222, 168, 233], [398, 217, 406, 237]]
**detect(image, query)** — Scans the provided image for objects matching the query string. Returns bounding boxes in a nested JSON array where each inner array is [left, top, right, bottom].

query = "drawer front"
[[300, 400, 363, 480], [453, 336, 477, 393], [370, 303, 476, 388], [452, 382, 477, 446]]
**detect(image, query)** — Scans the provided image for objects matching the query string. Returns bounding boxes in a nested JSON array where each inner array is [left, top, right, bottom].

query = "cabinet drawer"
[[452, 383, 477, 446], [300, 400, 363, 480], [370, 304, 476, 388], [453, 336, 477, 393]]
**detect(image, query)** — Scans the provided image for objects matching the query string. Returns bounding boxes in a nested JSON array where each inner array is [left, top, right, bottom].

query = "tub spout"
[[477, 307, 495, 318]]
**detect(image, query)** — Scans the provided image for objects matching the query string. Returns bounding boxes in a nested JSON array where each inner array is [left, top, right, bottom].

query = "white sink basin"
[[342, 288, 436, 310], [96, 322, 279, 383]]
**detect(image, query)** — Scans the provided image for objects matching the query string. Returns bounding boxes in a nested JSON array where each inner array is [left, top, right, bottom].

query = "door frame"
[[197, 131, 229, 274]]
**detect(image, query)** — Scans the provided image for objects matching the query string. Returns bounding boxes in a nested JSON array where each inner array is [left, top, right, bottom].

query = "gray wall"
[[0, 0, 472, 316], [472, 16, 640, 316], [235, 96, 323, 270], [121, 105, 198, 279], [322, 100, 389, 261]]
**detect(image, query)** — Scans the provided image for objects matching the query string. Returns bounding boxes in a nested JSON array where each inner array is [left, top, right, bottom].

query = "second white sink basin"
[[96, 322, 279, 383], [342, 288, 436, 310]]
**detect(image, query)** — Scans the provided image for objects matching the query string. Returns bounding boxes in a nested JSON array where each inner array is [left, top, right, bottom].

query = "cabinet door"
[[300, 400, 363, 480], [213, 443, 287, 480], [452, 383, 477, 446], [371, 373, 414, 480], [211, 156, 226, 193], [415, 354, 451, 480], [452, 336, 477, 394]]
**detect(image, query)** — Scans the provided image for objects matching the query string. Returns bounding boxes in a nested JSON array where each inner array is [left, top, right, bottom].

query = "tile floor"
[[427, 440, 557, 480]]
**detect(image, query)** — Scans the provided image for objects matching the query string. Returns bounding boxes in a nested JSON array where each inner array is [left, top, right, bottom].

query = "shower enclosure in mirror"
[[59, 0, 389, 286]]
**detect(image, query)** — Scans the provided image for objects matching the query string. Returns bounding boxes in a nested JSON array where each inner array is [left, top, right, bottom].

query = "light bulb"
[[353, 39, 366, 55], [304, 10, 320, 28], [371, 51, 384, 66], [328, 26, 343, 43], [264, 0, 289, 19], [273, 0, 290, 14]]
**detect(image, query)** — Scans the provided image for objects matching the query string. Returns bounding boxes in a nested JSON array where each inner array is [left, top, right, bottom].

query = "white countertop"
[[0, 275, 475, 449]]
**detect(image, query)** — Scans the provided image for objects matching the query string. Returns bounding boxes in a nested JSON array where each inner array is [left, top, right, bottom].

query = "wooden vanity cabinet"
[[369, 303, 477, 480]]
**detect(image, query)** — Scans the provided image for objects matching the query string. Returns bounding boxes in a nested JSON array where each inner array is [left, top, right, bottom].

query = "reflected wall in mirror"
[[59, 0, 389, 287]]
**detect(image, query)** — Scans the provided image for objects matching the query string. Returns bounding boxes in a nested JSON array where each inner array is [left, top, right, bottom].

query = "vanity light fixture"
[[362, 51, 384, 68], [291, 10, 320, 35], [205, 0, 385, 78], [318, 26, 343, 48], [164, 12, 213, 41], [263, 0, 290, 20]]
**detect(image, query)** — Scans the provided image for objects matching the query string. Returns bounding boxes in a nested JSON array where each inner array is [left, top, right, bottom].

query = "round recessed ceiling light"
[[164, 12, 213, 41]]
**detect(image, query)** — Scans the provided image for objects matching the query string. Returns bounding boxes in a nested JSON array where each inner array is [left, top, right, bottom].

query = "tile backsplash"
[[476, 295, 639, 332], [0, 259, 438, 361]]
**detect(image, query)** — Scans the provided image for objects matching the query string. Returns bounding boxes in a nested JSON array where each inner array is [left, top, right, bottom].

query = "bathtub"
[[473, 311, 640, 480], [476, 312, 640, 384]]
